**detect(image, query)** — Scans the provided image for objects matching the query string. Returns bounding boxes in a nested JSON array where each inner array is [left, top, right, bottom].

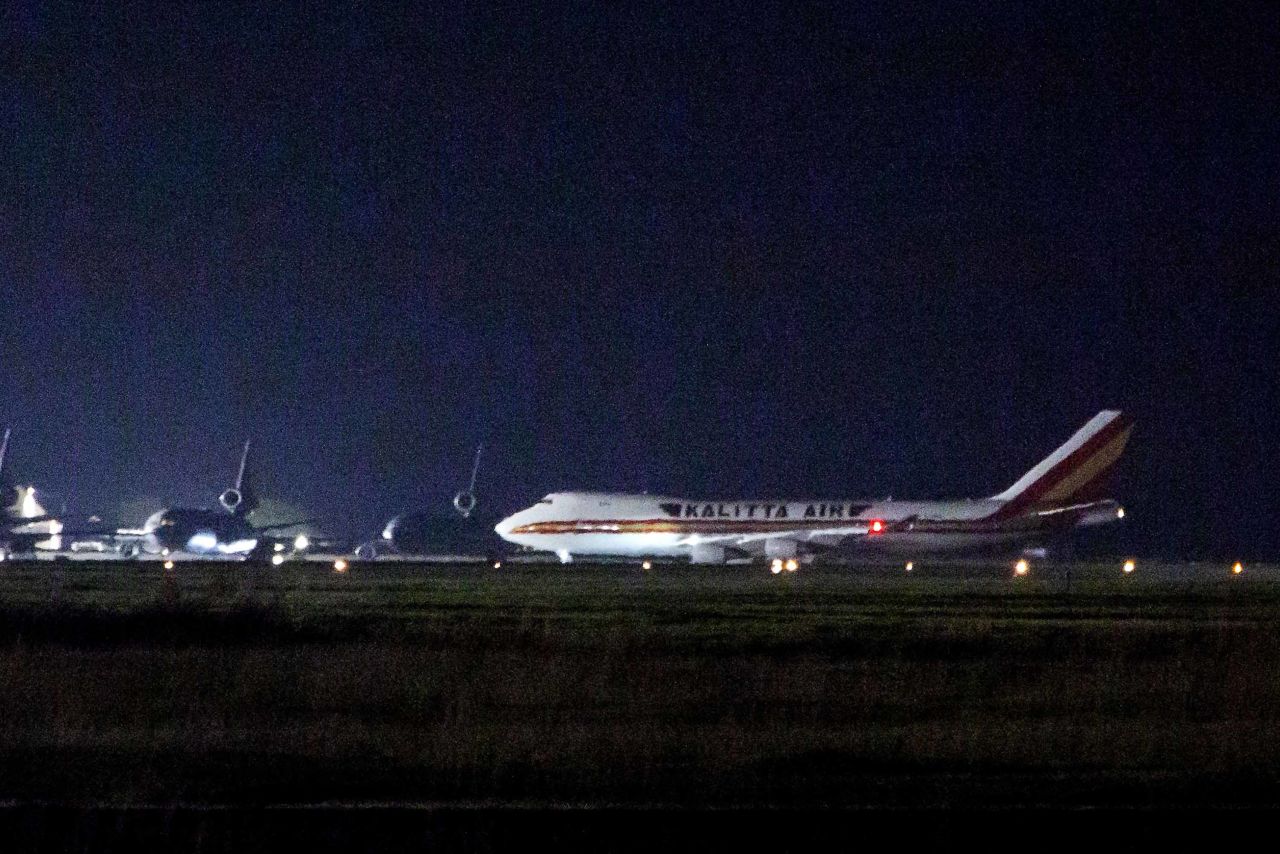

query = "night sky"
[[2, 2, 1276, 557]]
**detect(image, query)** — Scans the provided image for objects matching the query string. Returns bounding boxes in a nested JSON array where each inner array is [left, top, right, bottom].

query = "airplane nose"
[[494, 515, 517, 537]]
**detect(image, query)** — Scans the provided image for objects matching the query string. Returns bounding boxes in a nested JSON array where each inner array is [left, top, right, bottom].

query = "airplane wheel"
[[355, 542, 378, 560]]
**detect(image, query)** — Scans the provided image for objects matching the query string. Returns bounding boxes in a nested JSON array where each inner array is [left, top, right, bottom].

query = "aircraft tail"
[[218, 439, 259, 517], [991, 411, 1134, 516], [0, 428, 10, 484]]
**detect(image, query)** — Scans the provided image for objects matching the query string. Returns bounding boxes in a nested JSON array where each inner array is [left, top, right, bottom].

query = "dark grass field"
[[1, 558, 1278, 848]]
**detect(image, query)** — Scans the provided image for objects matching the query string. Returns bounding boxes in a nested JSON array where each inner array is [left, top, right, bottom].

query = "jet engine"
[[453, 490, 477, 518], [689, 544, 726, 564], [764, 538, 798, 559], [219, 488, 244, 514]]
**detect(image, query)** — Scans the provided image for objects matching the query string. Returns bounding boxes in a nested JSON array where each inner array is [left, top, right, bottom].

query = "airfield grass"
[[0, 560, 1278, 808]]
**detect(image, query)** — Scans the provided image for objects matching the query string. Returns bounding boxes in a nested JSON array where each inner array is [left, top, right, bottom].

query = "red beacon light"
[[868, 519, 885, 535]]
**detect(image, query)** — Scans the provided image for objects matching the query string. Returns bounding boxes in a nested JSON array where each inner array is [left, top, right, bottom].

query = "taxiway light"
[[161, 548, 171, 557], [1232, 562, 1244, 575], [271, 554, 286, 566], [273, 543, 285, 553], [294, 534, 310, 551], [869, 519, 885, 534], [1014, 558, 1030, 576], [770, 558, 784, 575], [905, 561, 914, 572], [784, 558, 799, 572], [333, 559, 348, 572], [163, 560, 175, 570], [1123, 559, 1136, 574], [641, 561, 652, 570]]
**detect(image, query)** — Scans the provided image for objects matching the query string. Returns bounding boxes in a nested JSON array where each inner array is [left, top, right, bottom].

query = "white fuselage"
[[494, 491, 1120, 561]]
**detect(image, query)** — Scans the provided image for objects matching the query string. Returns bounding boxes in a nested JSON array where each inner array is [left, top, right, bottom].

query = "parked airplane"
[[0, 428, 65, 558], [111, 440, 311, 559], [495, 410, 1133, 564], [356, 445, 505, 560]]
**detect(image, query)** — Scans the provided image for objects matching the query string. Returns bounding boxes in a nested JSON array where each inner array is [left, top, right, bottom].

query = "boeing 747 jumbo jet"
[[495, 411, 1133, 564]]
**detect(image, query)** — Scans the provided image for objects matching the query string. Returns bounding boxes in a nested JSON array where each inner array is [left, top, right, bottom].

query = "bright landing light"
[[784, 558, 799, 572], [163, 560, 175, 570], [1123, 559, 1136, 574], [271, 554, 286, 566], [293, 534, 310, 551], [333, 559, 348, 573], [641, 561, 652, 570], [770, 558, 783, 575], [905, 561, 914, 572], [1014, 558, 1030, 576], [1232, 562, 1244, 575]]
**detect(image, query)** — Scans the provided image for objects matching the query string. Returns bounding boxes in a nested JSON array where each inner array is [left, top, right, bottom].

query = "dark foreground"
[[0, 558, 1277, 848]]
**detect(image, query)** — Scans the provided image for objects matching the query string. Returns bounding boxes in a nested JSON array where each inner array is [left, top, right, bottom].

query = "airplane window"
[[537, 499, 553, 505]]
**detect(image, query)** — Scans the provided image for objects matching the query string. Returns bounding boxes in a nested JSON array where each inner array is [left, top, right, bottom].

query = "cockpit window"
[[537, 497, 553, 504]]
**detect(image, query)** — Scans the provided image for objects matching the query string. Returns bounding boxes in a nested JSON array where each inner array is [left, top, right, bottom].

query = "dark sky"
[[1, 1, 1276, 556]]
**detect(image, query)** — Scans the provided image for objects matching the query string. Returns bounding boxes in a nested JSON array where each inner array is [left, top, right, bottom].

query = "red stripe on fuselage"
[[510, 512, 1084, 537], [509, 518, 873, 536]]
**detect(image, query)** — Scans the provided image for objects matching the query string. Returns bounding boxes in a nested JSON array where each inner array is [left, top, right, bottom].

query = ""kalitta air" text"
[[659, 502, 870, 520]]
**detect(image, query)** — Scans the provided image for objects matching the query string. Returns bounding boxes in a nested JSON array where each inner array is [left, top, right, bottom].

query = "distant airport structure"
[[496, 411, 1134, 564]]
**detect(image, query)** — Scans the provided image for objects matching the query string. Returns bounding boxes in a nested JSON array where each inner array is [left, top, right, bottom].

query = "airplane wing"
[[251, 519, 318, 532], [674, 519, 904, 556]]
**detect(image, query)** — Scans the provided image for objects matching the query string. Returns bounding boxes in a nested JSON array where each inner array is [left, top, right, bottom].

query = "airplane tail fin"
[[218, 439, 259, 517], [0, 428, 10, 484], [991, 411, 1134, 514]]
